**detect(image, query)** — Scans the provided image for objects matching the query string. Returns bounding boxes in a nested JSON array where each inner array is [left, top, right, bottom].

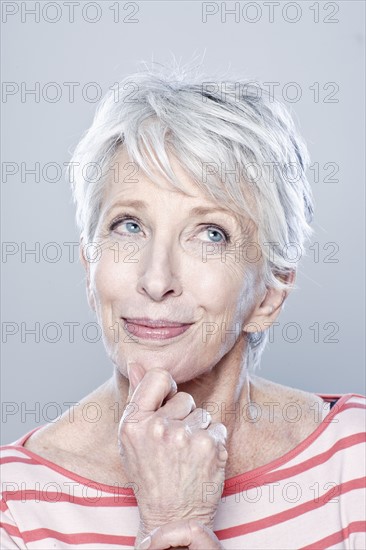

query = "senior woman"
[[1, 65, 365, 550]]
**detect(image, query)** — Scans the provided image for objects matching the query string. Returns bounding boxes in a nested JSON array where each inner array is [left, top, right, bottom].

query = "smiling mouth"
[[122, 318, 193, 340]]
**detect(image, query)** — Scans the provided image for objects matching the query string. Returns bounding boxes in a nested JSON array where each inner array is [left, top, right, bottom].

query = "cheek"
[[234, 267, 263, 324], [189, 258, 249, 312], [90, 250, 130, 305]]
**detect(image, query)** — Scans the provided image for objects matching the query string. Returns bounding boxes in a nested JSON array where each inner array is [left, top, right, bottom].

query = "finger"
[[127, 362, 146, 404], [156, 392, 196, 421], [183, 408, 212, 431], [206, 422, 228, 445], [188, 520, 224, 550], [135, 520, 191, 550], [124, 368, 178, 422], [135, 519, 223, 550], [205, 423, 229, 463]]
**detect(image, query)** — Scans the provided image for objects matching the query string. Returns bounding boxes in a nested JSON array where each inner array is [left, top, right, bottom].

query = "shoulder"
[[232, 376, 332, 469], [332, 393, 366, 415], [0, 420, 82, 488], [324, 393, 366, 436], [0, 426, 55, 484], [247, 378, 365, 453], [249, 374, 329, 427], [0, 428, 38, 471]]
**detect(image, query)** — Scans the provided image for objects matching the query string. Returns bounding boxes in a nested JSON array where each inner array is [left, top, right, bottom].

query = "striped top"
[[1, 393, 365, 549]]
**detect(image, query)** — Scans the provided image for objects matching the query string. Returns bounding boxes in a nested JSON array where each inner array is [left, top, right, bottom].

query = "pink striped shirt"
[[1, 393, 365, 549]]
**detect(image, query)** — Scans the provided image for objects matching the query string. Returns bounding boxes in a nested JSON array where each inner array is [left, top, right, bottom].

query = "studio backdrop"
[[1, 0, 365, 444]]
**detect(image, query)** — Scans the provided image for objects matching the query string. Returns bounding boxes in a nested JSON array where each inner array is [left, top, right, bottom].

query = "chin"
[[124, 355, 200, 385]]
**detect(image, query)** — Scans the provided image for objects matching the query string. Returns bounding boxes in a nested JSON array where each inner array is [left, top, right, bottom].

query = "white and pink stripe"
[[1, 393, 365, 549]]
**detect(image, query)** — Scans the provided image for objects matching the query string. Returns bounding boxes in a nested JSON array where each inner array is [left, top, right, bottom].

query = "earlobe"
[[243, 291, 283, 334], [243, 269, 296, 333]]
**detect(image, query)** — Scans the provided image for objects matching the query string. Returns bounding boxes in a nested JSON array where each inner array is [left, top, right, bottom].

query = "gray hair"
[[67, 61, 314, 372]]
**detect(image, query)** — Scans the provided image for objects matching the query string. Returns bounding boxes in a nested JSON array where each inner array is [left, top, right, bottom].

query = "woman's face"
[[83, 147, 263, 384]]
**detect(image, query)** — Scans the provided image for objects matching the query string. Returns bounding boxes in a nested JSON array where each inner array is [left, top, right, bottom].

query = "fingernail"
[[138, 535, 151, 549]]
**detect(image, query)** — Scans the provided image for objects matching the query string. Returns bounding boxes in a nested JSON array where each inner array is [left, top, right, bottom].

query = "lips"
[[123, 318, 192, 328], [122, 318, 193, 340]]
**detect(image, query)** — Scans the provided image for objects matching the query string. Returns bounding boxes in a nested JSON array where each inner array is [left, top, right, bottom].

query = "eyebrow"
[[190, 206, 251, 235], [107, 200, 148, 212], [189, 206, 234, 217]]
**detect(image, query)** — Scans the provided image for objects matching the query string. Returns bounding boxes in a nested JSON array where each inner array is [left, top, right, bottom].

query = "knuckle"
[[151, 415, 167, 439], [177, 392, 196, 408], [195, 408, 211, 423], [149, 367, 172, 382], [148, 368, 175, 389], [171, 426, 190, 446], [193, 433, 215, 452]]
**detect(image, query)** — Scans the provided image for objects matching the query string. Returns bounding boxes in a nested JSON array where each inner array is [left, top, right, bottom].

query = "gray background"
[[1, 1, 365, 444]]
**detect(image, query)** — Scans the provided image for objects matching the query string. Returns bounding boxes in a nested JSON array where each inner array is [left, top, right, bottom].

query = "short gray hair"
[[67, 61, 314, 372]]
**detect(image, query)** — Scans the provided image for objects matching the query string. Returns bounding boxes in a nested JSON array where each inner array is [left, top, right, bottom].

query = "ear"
[[79, 236, 96, 313], [243, 270, 296, 333]]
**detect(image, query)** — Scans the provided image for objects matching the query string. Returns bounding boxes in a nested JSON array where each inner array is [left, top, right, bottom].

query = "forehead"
[[105, 145, 207, 200], [101, 145, 256, 236], [103, 147, 227, 214]]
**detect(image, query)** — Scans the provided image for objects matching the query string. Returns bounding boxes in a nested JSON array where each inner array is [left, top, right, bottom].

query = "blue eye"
[[203, 225, 231, 244], [207, 228, 224, 242], [109, 215, 142, 235], [108, 215, 231, 244], [124, 221, 141, 234]]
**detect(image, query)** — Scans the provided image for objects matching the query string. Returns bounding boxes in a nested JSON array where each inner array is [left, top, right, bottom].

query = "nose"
[[136, 237, 183, 302]]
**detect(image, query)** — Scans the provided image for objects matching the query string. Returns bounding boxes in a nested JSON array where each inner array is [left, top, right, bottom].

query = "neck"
[[101, 337, 256, 447], [176, 348, 253, 438]]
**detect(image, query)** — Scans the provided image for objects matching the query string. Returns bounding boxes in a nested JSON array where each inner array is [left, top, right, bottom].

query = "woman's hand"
[[118, 364, 228, 537], [135, 518, 224, 549]]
